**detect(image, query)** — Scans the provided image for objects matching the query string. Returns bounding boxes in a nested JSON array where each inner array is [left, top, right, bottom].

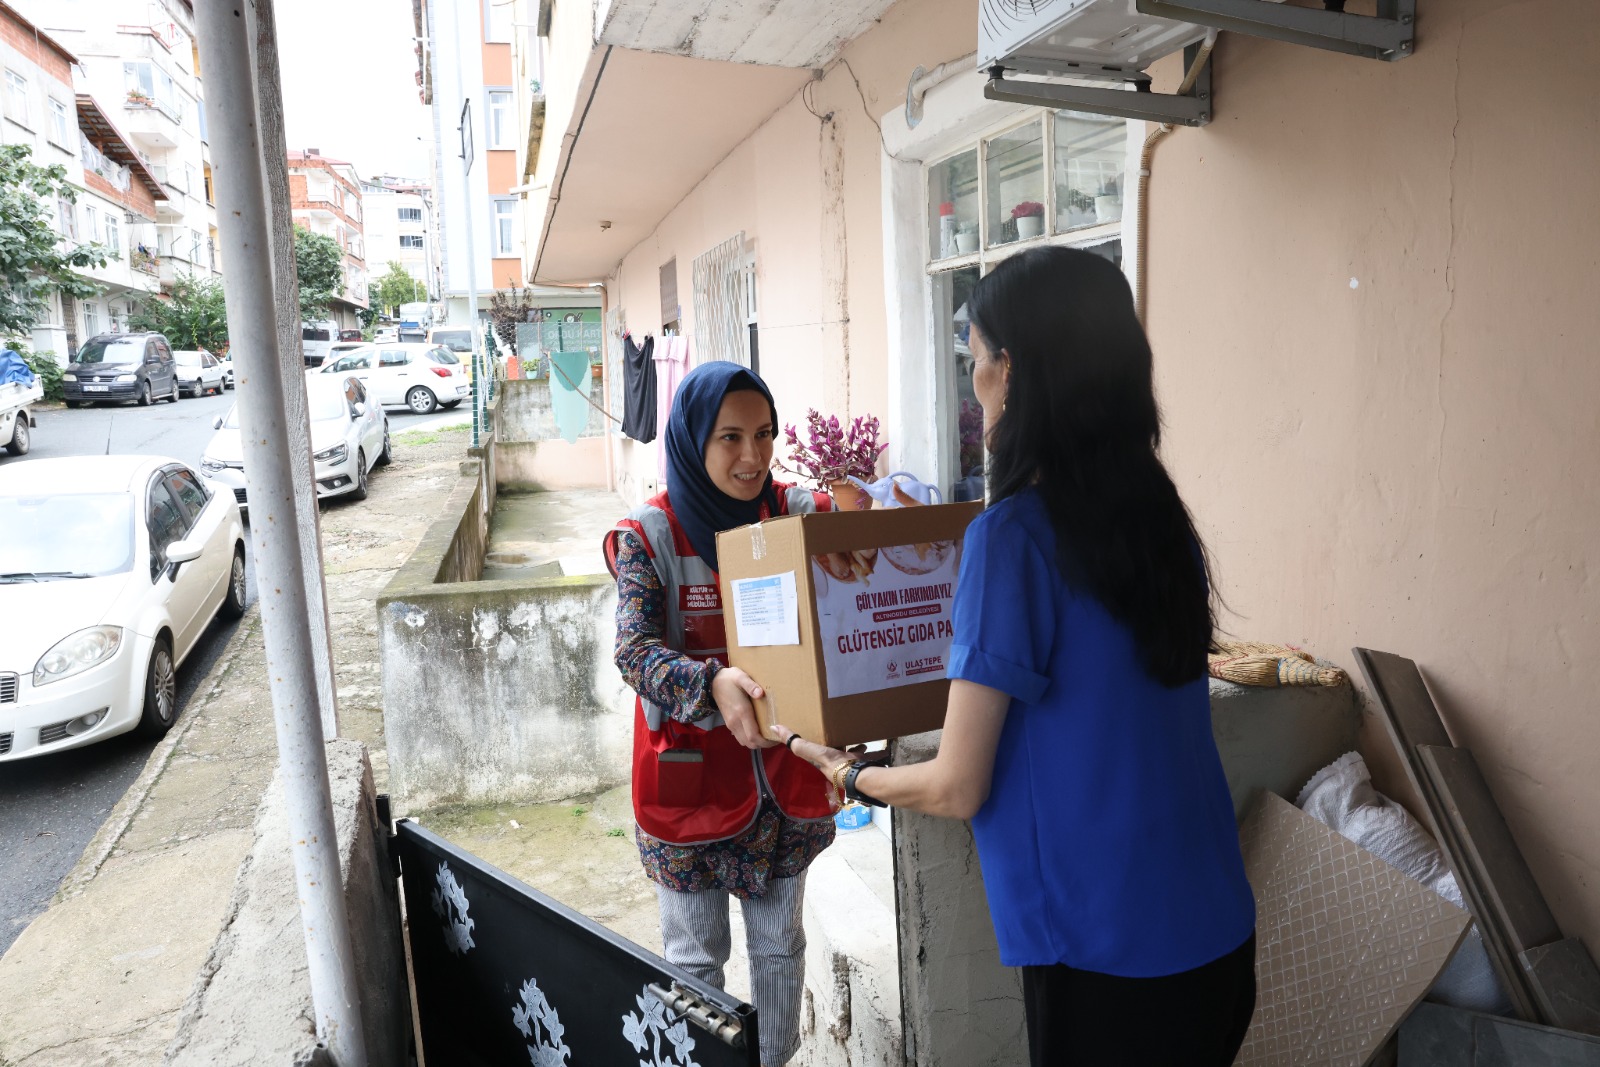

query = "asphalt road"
[[0, 386, 472, 954]]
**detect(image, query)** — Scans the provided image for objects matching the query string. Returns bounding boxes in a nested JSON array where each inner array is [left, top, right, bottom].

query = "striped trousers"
[[656, 873, 808, 1066]]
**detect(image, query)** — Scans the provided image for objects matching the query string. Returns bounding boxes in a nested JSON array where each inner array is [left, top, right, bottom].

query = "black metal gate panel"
[[396, 819, 759, 1067]]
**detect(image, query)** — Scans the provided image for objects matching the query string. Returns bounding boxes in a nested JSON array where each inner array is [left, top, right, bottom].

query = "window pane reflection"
[[1054, 111, 1125, 232], [933, 266, 984, 501], [928, 149, 979, 259], [984, 121, 1044, 249]]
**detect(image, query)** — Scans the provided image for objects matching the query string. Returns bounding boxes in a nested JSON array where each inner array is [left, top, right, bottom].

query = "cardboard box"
[[715, 501, 983, 748]]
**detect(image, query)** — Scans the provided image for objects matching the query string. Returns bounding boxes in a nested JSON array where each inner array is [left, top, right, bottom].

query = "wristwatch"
[[843, 761, 886, 808]]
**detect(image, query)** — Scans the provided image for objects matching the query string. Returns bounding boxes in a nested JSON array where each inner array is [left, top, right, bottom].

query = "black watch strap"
[[844, 762, 886, 808]]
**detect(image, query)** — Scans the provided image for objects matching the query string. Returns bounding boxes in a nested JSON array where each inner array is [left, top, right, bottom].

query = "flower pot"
[[954, 231, 978, 255], [1095, 195, 1122, 224], [830, 480, 872, 512], [1015, 215, 1044, 240]]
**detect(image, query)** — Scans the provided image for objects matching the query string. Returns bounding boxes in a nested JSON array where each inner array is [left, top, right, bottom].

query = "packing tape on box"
[[762, 692, 778, 729], [750, 525, 767, 560]]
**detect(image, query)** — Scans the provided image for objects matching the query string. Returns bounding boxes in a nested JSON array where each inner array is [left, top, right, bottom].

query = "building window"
[[492, 199, 516, 256], [485, 0, 512, 42], [398, 206, 423, 223], [84, 204, 98, 245], [123, 61, 182, 122], [105, 213, 121, 259], [400, 234, 425, 249], [47, 97, 71, 147], [203, 164, 214, 203], [691, 233, 751, 368], [4, 69, 32, 128], [57, 198, 77, 240], [487, 91, 513, 149], [925, 109, 1128, 500], [84, 301, 100, 337]]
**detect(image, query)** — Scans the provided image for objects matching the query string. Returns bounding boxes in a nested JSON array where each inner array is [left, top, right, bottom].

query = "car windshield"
[[0, 493, 135, 577], [307, 389, 349, 422], [75, 339, 143, 365], [432, 329, 471, 352], [427, 347, 460, 365], [175, 351, 201, 366]]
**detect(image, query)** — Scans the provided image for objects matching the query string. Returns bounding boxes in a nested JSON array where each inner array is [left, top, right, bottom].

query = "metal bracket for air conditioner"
[[984, 41, 1216, 128], [983, 0, 1414, 128]]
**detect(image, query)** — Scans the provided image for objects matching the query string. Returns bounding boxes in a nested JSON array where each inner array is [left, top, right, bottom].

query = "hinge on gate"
[[649, 983, 747, 1050], [377, 795, 400, 878]]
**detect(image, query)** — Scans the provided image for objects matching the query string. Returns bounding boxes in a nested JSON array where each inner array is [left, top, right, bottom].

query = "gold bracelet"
[[831, 760, 851, 794]]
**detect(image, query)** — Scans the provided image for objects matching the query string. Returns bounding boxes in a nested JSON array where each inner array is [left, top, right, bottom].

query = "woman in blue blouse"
[[779, 246, 1257, 1065]]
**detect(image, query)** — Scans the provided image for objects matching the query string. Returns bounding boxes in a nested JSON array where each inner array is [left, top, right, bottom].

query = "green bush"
[[13, 345, 62, 402]]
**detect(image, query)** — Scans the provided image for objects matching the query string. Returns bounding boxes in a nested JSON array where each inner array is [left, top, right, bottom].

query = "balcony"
[[121, 95, 184, 150], [130, 246, 159, 276]]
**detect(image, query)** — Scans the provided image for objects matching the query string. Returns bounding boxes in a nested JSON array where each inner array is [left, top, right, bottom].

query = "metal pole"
[[193, 5, 368, 1063], [446, 0, 485, 446]]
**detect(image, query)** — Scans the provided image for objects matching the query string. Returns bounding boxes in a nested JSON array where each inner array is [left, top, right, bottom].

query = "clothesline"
[[545, 353, 623, 426]]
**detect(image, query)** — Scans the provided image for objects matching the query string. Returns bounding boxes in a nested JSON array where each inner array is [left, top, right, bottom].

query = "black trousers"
[[1021, 932, 1257, 1067]]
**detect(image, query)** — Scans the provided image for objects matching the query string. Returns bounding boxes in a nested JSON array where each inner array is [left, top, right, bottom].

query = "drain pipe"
[[193, 5, 368, 1064], [1136, 31, 1216, 324], [904, 51, 976, 128]]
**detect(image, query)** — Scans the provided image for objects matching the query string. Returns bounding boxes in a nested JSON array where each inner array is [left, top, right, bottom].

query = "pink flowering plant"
[[1011, 200, 1044, 219], [778, 409, 888, 489], [958, 398, 985, 475]]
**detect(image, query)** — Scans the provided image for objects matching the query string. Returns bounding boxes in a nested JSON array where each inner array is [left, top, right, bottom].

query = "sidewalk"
[[0, 426, 470, 1067]]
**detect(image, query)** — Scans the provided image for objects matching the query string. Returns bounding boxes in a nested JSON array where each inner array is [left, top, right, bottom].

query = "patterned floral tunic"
[[612, 530, 835, 899]]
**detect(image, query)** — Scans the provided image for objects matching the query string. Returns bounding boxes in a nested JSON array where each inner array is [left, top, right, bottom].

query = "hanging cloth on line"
[[620, 333, 657, 443], [548, 351, 593, 445], [654, 336, 690, 482]]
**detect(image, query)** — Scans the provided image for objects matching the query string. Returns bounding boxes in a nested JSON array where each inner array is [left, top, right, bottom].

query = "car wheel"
[[405, 386, 437, 415], [220, 545, 248, 619], [349, 449, 369, 500], [376, 423, 393, 466], [189, 380, 203, 398], [440, 400, 461, 410], [168, 377, 180, 403], [136, 636, 178, 738], [137, 379, 153, 406], [5, 414, 30, 456], [65, 400, 81, 409]]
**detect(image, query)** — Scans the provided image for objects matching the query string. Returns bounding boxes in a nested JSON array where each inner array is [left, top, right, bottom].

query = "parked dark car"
[[63, 333, 181, 407]]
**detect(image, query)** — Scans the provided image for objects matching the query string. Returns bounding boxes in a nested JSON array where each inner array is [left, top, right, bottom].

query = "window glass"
[[486, 1, 512, 42], [164, 469, 209, 525], [0, 492, 135, 576], [492, 200, 516, 255], [984, 120, 1045, 249], [104, 214, 121, 258], [400, 234, 425, 249], [928, 149, 978, 259], [379, 349, 410, 367], [398, 207, 423, 222], [48, 97, 70, 145], [932, 267, 983, 501], [488, 91, 513, 148], [147, 479, 186, 577], [1054, 111, 1125, 232], [428, 346, 459, 365], [4, 69, 31, 126], [83, 302, 100, 337]]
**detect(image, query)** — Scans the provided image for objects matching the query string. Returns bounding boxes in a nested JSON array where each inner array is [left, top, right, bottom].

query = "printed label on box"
[[730, 571, 800, 647], [812, 539, 962, 698]]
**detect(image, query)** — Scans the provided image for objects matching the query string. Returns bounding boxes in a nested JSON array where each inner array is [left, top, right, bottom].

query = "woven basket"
[[1208, 641, 1347, 688]]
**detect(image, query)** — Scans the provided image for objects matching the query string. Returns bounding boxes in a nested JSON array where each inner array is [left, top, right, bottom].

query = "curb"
[[55, 607, 263, 902]]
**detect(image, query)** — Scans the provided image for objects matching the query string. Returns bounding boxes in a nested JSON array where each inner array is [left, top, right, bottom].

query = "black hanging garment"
[[621, 333, 657, 442]]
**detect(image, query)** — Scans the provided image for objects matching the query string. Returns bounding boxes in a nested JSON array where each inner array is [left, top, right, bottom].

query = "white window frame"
[[47, 97, 71, 147], [485, 0, 512, 42], [4, 69, 33, 128], [83, 300, 100, 337], [104, 212, 121, 259], [399, 234, 425, 250], [57, 198, 77, 240], [881, 71, 1141, 494], [487, 90, 513, 150], [398, 206, 423, 223], [491, 198, 517, 256]]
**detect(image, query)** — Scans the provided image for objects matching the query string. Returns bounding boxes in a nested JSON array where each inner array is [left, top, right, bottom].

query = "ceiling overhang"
[[533, 47, 807, 284], [595, 0, 899, 68], [75, 94, 166, 202]]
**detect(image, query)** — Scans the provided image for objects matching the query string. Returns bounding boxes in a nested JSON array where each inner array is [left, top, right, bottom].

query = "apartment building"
[[23, 0, 223, 332], [413, 0, 524, 328], [361, 174, 438, 303], [288, 149, 369, 332], [0, 0, 169, 357]]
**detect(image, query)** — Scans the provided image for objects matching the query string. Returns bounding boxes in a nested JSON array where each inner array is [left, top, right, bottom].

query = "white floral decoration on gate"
[[430, 861, 475, 955], [622, 986, 699, 1067], [512, 976, 572, 1067]]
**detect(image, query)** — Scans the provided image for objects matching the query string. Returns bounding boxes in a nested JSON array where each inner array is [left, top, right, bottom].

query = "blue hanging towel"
[[548, 351, 592, 445], [1, 349, 36, 386]]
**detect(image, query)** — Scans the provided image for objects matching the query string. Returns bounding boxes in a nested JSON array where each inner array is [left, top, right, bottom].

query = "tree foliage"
[[130, 273, 229, 352], [0, 144, 107, 337], [15, 345, 64, 402], [374, 261, 425, 317], [293, 224, 345, 321]]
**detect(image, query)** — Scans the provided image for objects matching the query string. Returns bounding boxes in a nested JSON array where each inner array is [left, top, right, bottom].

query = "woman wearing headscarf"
[[604, 361, 835, 1067]]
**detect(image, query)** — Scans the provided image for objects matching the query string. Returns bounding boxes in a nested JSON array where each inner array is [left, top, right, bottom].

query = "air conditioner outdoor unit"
[[977, 0, 1208, 79]]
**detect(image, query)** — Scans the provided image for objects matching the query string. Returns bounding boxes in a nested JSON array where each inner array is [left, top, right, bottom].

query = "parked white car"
[[200, 374, 391, 509], [173, 349, 227, 397], [0, 456, 247, 760], [313, 342, 469, 415]]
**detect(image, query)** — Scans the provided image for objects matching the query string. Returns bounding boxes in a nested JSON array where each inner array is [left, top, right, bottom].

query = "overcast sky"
[[274, 0, 431, 181]]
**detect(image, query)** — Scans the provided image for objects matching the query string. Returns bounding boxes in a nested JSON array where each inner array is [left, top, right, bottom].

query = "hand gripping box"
[[715, 501, 983, 748]]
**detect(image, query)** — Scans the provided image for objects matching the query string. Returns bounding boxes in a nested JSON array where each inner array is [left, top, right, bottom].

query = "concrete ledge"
[[497, 437, 609, 490], [164, 739, 409, 1066]]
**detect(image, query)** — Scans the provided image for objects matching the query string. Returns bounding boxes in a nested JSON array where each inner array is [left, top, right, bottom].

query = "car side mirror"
[[212, 415, 224, 430], [351, 402, 366, 418], [166, 538, 203, 566]]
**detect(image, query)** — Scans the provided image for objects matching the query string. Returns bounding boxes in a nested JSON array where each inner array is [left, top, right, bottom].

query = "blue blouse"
[[948, 489, 1255, 977]]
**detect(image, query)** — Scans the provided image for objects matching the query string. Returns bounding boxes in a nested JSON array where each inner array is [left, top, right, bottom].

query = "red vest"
[[606, 485, 835, 845]]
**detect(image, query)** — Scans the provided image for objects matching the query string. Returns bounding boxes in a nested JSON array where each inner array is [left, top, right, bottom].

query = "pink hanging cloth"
[[654, 335, 690, 483]]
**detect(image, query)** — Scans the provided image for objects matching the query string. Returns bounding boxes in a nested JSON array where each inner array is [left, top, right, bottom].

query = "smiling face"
[[704, 388, 775, 501]]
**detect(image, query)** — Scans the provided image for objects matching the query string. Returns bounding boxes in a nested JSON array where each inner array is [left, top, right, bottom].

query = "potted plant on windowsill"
[[1011, 200, 1045, 240], [126, 89, 153, 107], [778, 409, 888, 512]]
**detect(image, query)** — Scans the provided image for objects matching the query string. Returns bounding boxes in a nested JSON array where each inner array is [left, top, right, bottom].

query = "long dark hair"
[[969, 246, 1214, 687]]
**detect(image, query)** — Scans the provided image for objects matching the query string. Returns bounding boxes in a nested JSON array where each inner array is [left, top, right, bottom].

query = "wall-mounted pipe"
[[905, 52, 977, 128], [1136, 31, 1216, 324]]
